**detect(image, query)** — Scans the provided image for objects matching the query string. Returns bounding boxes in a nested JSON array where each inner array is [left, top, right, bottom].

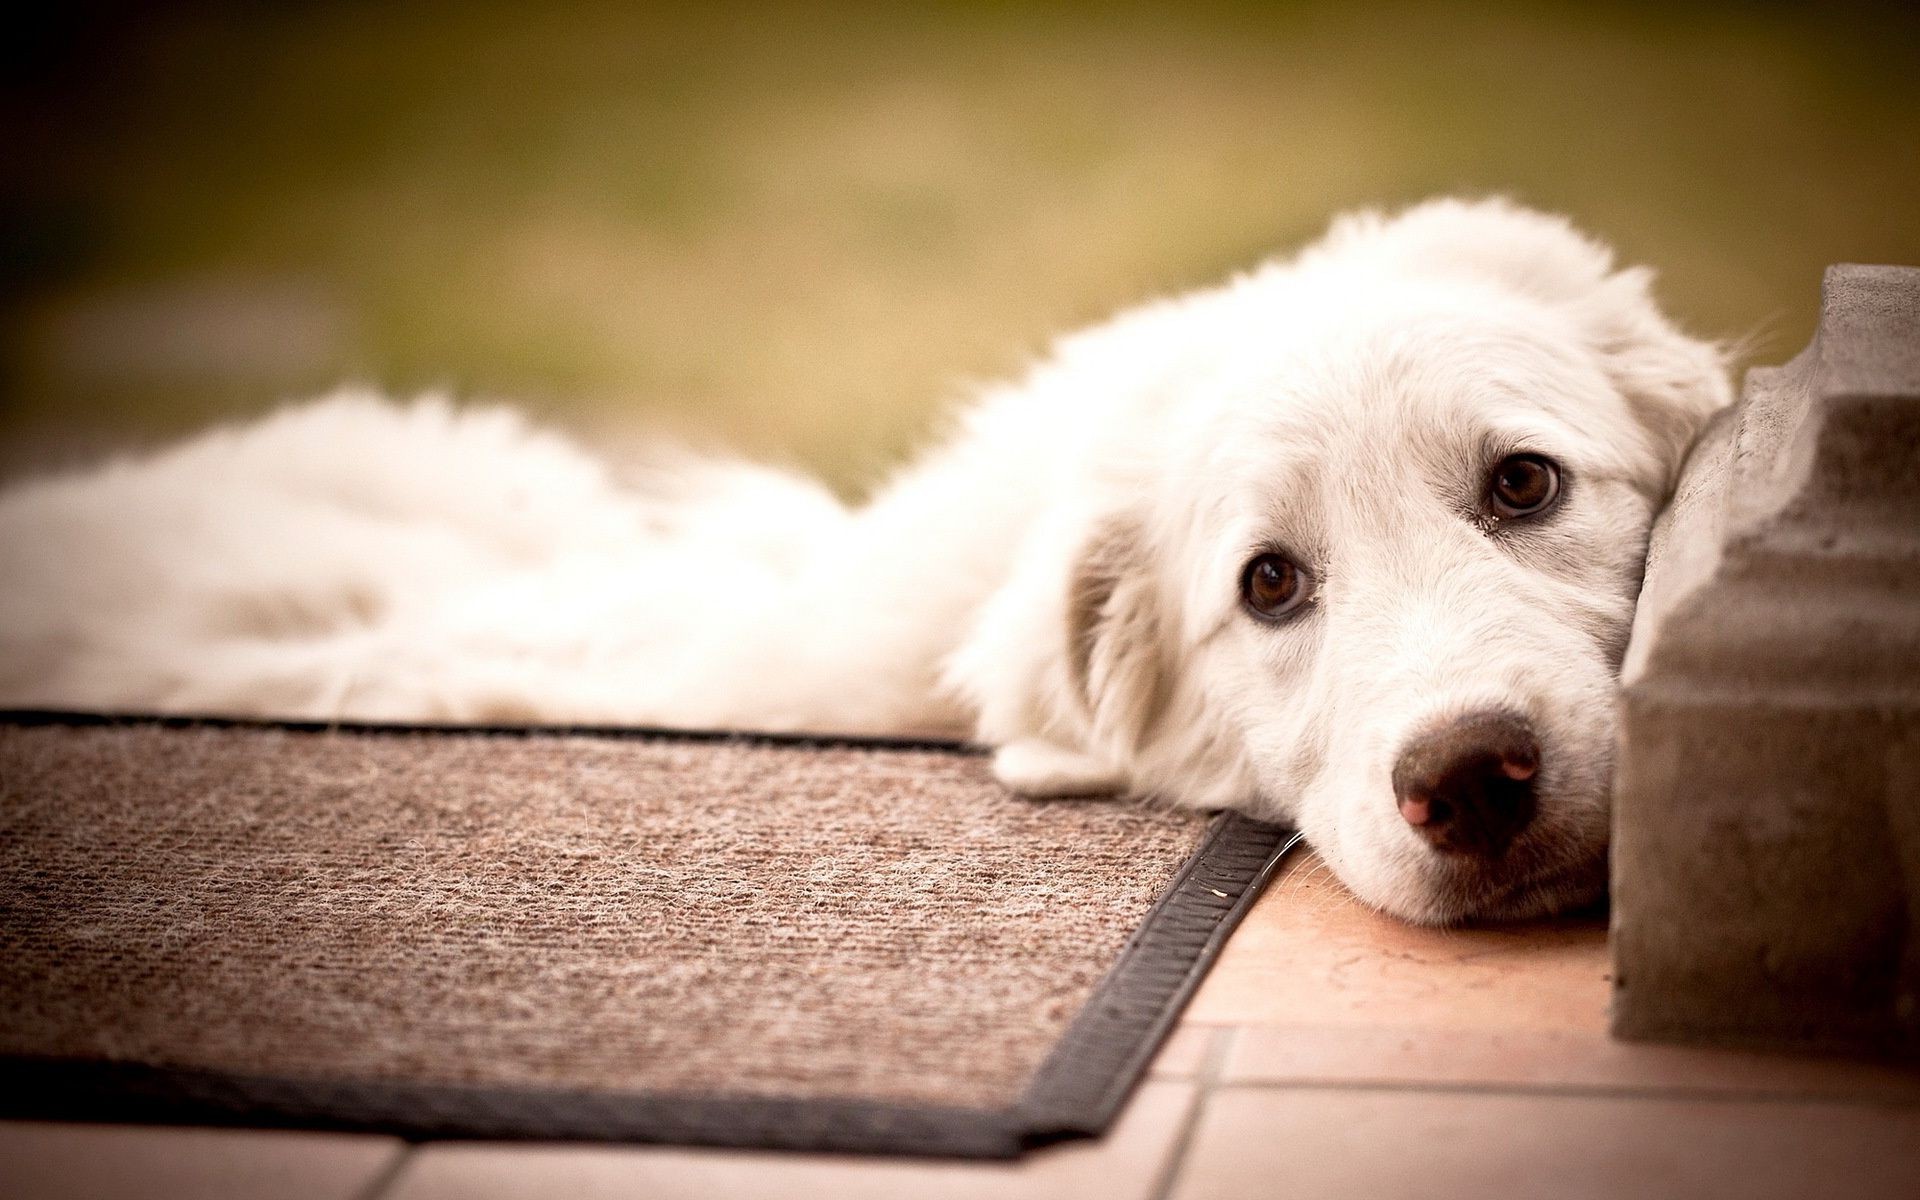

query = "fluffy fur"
[[0, 198, 1730, 923]]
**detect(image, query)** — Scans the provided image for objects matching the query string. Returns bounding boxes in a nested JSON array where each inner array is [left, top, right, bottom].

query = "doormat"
[[0, 712, 1296, 1158]]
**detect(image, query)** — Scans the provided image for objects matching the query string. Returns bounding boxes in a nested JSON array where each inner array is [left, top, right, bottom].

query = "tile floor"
[[6, 851, 1918, 1200]]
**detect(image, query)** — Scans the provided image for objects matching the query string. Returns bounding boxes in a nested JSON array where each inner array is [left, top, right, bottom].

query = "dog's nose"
[[1392, 710, 1539, 857]]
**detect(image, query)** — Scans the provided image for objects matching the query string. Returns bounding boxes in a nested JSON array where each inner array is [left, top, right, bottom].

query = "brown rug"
[[0, 712, 1295, 1157]]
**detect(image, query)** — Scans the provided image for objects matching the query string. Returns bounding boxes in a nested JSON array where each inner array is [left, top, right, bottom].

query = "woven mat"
[[0, 713, 1294, 1157]]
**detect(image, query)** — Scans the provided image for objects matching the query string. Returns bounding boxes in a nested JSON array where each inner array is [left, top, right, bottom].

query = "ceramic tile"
[[1148, 1023, 1223, 1080], [0, 1122, 403, 1200], [386, 1082, 1197, 1200], [1221, 1023, 1920, 1102], [1186, 850, 1609, 1032], [1169, 1086, 1920, 1200]]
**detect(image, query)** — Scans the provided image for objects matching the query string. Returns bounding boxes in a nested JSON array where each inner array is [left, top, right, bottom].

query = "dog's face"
[[1168, 295, 1678, 923], [959, 199, 1728, 925]]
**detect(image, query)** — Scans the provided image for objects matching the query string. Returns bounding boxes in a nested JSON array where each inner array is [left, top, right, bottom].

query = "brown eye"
[[1240, 552, 1309, 621], [1489, 453, 1561, 518]]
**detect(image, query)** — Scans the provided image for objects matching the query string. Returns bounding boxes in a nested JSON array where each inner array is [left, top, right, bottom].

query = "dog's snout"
[[1392, 710, 1539, 857]]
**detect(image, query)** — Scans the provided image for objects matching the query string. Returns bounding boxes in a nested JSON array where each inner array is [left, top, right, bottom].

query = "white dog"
[[0, 198, 1729, 924]]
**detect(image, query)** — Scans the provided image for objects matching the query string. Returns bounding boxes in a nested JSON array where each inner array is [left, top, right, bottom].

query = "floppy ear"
[[1062, 511, 1173, 751], [955, 509, 1172, 798], [1573, 267, 1733, 487], [1334, 197, 1732, 484]]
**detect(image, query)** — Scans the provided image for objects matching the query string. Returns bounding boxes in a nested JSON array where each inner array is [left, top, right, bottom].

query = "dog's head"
[[950, 198, 1729, 924]]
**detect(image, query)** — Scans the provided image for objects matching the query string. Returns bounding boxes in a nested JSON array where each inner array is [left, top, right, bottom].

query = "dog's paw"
[[991, 739, 1126, 798]]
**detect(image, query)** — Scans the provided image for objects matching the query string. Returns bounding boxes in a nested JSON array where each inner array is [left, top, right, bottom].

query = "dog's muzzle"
[[1391, 709, 1540, 859]]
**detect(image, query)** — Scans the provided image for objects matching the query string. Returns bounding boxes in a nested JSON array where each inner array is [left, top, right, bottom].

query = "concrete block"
[[1612, 264, 1920, 1056]]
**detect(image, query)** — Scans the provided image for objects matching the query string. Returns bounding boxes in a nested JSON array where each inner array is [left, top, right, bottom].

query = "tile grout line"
[[1146, 1025, 1237, 1200], [353, 1142, 417, 1200], [1203, 1076, 1920, 1109]]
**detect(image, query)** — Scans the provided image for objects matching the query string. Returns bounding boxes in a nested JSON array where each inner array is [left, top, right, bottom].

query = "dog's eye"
[[1240, 553, 1309, 621], [1488, 453, 1560, 518]]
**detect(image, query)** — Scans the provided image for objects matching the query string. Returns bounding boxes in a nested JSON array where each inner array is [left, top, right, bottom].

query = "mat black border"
[[0, 710, 1300, 1159]]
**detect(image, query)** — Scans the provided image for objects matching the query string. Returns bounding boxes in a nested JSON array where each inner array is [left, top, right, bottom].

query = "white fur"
[[0, 198, 1730, 923]]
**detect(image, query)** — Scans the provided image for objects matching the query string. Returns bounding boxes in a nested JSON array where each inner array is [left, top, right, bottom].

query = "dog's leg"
[[991, 738, 1126, 798]]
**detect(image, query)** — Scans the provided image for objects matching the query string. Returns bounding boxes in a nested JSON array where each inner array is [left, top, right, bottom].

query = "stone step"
[[1612, 263, 1920, 1057]]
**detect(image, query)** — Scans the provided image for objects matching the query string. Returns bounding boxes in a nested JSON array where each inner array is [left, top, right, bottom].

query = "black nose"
[[1392, 710, 1540, 857]]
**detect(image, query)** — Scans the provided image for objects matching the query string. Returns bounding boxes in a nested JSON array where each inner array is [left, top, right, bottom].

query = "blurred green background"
[[3, 0, 1916, 491]]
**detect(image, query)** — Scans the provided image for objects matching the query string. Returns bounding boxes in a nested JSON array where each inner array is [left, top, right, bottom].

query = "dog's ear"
[[966, 509, 1172, 799], [1572, 267, 1733, 486], [1333, 198, 1731, 483], [1063, 511, 1173, 748]]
